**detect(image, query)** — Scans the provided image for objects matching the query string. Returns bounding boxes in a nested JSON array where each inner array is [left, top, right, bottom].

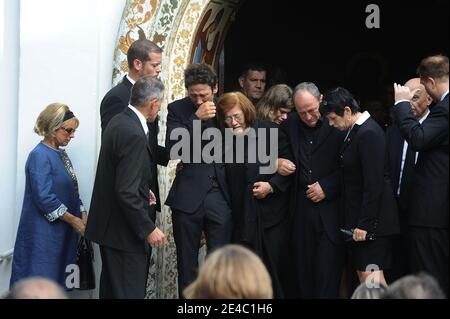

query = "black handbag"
[[76, 236, 96, 290]]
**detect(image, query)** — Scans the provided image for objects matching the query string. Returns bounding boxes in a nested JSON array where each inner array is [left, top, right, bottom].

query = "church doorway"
[[110, 0, 448, 299], [221, 0, 449, 127]]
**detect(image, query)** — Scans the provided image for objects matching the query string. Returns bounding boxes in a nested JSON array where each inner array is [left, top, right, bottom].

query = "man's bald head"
[[404, 78, 423, 90], [404, 78, 432, 120], [6, 277, 68, 299]]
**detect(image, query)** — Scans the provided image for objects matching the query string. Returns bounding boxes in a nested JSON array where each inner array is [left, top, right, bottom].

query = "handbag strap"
[[77, 237, 95, 261]]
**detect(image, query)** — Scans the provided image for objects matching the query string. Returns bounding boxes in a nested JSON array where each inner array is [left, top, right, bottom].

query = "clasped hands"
[[352, 228, 368, 242], [276, 158, 325, 203], [253, 182, 273, 199]]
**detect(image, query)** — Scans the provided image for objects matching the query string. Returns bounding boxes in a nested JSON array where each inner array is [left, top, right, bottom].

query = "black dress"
[[225, 120, 291, 298], [340, 115, 400, 271]]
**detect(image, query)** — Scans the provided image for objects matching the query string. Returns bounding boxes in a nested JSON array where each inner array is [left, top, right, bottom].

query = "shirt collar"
[[419, 109, 430, 124], [126, 74, 136, 85], [128, 104, 148, 135], [355, 111, 371, 126], [441, 90, 449, 102], [298, 115, 323, 130], [344, 111, 370, 141]]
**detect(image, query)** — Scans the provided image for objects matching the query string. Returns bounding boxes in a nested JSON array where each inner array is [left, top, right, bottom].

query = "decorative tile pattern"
[[113, 0, 160, 84]]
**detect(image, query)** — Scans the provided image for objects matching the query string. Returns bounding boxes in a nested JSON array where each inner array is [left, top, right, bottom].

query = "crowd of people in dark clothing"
[[9, 38, 449, 299]]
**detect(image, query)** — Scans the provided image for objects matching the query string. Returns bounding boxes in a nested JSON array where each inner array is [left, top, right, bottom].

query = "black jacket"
[[100, 76, 133, 133], [280, 114, 345, 244], [86, 108, 155, 253], [386, 124, 405, 196], [225, 120, 291, 243], [340, 117, 399, 236], [100, 75, 169, 211], [165, 97, 230, 213], [394, 95, 449, 228]]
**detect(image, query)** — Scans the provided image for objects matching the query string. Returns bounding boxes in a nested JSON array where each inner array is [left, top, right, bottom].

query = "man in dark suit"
[[393, 54, 449, 296], [100, 39, 168, 213], [277, 82, 345, 298], [165, 64, 232, 297], [86, 76, 166, 299], [101, 39, 162, 132], [386, 78, 432, 282]]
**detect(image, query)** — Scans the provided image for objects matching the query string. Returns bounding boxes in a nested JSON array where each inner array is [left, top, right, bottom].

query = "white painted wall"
[[0, 0, 20, 295], [0, 0, 126, 297]]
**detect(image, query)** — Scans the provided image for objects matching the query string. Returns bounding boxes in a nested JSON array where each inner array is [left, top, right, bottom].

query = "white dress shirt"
[[126, 74, 136, 85], [396, 109, 430, 195], [128, 104, 148, 136], [344, 111, 371, 142]]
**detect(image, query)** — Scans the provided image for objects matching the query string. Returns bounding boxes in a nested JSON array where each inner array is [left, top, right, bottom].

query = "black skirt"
[[349, 237, 393, 272]]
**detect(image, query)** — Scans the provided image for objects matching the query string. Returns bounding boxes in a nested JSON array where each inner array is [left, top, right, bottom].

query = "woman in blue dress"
[[10, 103, 87, 289]]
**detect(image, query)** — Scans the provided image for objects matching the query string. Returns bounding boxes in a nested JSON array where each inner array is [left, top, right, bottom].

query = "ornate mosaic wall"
[[112, 0, 241, 298]]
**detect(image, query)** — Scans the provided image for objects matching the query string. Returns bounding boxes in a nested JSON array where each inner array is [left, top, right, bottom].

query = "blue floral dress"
[[10, 142, 83, 289]]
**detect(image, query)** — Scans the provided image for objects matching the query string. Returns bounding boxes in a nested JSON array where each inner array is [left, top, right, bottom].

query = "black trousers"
[[292, 205, 345, 299], [385, 200, 410, 283], [172, 187, 232, 298], [262, 219, 289, 299], [408, 226, 449, 296], [99, 245, 150, 299]]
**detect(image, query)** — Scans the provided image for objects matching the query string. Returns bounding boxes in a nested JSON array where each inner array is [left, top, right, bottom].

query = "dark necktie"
[[399, 144, 415, 210]]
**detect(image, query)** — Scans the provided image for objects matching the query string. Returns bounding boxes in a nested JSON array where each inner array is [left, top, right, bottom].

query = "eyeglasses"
[[224, 113, 243, 123], [60, 127, 77, 134]]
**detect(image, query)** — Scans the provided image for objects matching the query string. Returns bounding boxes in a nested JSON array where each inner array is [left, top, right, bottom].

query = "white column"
[[16, 0, 125, 223], [0, 0, 20, 258]]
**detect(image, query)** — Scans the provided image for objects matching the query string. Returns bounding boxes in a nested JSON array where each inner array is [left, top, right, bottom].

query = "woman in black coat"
[[320, 87, 399, 287], [217, 92, 291, 298]]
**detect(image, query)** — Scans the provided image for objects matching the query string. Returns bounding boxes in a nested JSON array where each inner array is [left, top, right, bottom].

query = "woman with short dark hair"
[[320, 87, 399, 287]]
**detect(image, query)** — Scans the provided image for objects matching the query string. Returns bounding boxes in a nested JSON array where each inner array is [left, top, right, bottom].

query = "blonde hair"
[[34, 103, 79, 137], [257, 84, 293, 122], [351, 282, 387, 299], [183, 244, 273, 299], [217, 92, 257, 128]]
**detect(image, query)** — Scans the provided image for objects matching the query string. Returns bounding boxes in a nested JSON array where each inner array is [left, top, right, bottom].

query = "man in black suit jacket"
[[165, 64, 232, 297], [278, 82, 345, 298], [86, 76, 166, 299], [100, 39, 168, 212], [394, 55, 449, 296], [386, 78, 432, 282]]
